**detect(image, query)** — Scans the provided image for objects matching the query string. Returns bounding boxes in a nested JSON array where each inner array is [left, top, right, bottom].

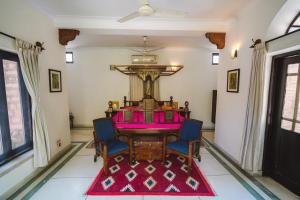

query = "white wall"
[[67, 47, 218, 129], [215, 0, 287, 162], [0, 0, 70, 197]]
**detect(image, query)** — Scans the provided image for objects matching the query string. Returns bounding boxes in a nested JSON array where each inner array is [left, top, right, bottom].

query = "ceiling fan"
[[129, 36, 163, 54], [118, 0, 187, 23]]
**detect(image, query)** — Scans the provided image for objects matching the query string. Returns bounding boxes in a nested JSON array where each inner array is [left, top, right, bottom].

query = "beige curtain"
[[129, 75, 160, 100], [153, 79, 160, 100], [129, 75, 143, 101], [16, 39, 50, 168], [240, 43, 267, 174]]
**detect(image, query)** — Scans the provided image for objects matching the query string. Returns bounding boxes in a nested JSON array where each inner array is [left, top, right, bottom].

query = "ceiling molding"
[[205, 32, 226, 49]]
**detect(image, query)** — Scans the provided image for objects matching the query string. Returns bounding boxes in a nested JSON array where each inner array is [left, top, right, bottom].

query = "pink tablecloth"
[[115, 123, 182, 129]]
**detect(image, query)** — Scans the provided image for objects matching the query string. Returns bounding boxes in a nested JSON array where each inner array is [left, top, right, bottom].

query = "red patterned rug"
[[86, 154, 214, 196]]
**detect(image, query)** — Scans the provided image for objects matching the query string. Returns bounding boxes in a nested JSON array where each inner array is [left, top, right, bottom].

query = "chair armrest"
[[116, 133, 129, 140], [189, 139, 201, 144], [166, 132, 180, 138]]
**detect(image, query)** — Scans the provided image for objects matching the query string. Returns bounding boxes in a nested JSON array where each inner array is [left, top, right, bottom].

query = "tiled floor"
[[12, 129, 300, 200]]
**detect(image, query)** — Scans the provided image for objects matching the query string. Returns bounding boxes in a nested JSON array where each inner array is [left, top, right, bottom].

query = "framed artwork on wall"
[[49, 69, 62, 92], [227, 69, 240, 93]]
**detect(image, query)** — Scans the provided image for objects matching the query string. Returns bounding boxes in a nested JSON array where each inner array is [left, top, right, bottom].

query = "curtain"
[[153, 79, 160, 100], [16, 39, 50, 168], [240, 43, 267, 174], [129, 75, 143, 101], [129, 75, 160, 100]]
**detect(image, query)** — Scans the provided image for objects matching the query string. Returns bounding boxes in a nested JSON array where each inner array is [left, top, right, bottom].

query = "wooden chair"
[[93, 118, 131, 175], [165, 119, 203, 174]]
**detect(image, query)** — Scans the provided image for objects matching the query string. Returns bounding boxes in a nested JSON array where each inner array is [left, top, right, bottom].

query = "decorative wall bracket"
[[59, 29, 80, 45], [205, 32, 226, 49]]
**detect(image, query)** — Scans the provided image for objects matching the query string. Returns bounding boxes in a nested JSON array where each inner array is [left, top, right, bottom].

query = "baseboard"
[[2, 143, 72, 200]]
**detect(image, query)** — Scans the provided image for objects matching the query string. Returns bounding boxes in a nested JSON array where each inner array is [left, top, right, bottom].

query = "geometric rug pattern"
[[86, 154, 215, 196]]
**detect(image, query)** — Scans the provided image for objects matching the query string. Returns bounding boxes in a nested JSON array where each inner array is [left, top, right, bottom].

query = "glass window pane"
[[212, 53, 219, 65], [287, 63, 299, 74], [66, 52, 73, 63], [288, 27, 300, 33], [294, 123, 300, 134], [282, 75, 298, 119], [293, 17, 300, 26], [3, 59, 25, 149], [281, 119, 293, 130]]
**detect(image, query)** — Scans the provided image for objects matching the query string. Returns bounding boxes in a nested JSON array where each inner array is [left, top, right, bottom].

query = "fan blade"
[[145, 47, 164, 52], [118, 11, 140, 23], [154, 9, 187, 17], [128, 48, 144, 53]]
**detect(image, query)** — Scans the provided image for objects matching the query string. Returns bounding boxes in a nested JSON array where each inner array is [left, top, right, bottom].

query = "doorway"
[[263, 50, 300, 196]]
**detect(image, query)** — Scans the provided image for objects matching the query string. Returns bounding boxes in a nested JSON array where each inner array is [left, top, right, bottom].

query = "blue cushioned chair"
[[166, 119, 203, 174], [93, 118, 131, 174]]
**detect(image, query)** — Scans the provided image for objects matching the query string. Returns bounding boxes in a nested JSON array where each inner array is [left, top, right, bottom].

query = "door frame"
[[262, 49, 300, 181]]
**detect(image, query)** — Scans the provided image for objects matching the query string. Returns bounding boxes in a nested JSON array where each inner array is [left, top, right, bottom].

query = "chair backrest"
[[93, 118, 116, 141], [180, 119, 203, 141]]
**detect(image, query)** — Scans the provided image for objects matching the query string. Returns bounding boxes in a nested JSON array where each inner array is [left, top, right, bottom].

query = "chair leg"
[[103, 145, 108, 175], [198, 155, 201, 162], [188, 142, 193, 175], [188, 156, 192, 175], [162, 136, 166, 164], [104, 159, 108, 175], [94, 154, 98, 162], [129, 138, 133, 165]]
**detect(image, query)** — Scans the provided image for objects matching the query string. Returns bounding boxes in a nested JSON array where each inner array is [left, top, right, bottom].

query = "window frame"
[[280, 55, 300, 133], [286, 12, 300, 34], [0, 49, 32, 166], [212, 53, 219, 65], [65, 52, 73, 64]]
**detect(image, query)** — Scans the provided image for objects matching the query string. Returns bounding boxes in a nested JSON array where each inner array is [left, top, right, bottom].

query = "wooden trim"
[[205, 32, 226, 49], [58, 29, 80, 46]]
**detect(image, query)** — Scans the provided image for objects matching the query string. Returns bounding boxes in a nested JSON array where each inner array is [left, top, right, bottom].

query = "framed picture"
[[227, 69, 240, 93], [49, 69, 62, 92]]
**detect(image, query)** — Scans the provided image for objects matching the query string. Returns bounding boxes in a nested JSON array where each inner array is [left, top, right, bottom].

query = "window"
[[281, 62, 300, 133], [212, 53, 219, 65], [65, 52, 73, 63], [286, 12, 300, 34], [0, 50, 32, 165]]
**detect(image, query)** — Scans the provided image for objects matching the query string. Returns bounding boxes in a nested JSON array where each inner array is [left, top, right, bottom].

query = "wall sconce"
[[232, 49, 238, 59]]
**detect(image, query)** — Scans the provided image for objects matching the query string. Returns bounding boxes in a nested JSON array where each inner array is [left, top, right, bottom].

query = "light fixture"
[[232, 49, 238, 59], [110, 64, 183, 76]]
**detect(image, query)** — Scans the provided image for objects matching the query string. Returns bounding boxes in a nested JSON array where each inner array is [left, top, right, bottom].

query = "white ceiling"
[[28, 0, 249, 19], [27, 0, 252, 49]]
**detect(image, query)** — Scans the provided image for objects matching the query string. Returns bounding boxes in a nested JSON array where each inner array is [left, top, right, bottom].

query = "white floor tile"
[[144, 195, 199, 200], [77, 144, 96, 156], [200, 175, 256, 200], [86, 195, 143, 200], [195, 154, 229, 176], [30, 178, 93, 200], [53, 155, 103, 178], [256, 176, 300, 200]]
